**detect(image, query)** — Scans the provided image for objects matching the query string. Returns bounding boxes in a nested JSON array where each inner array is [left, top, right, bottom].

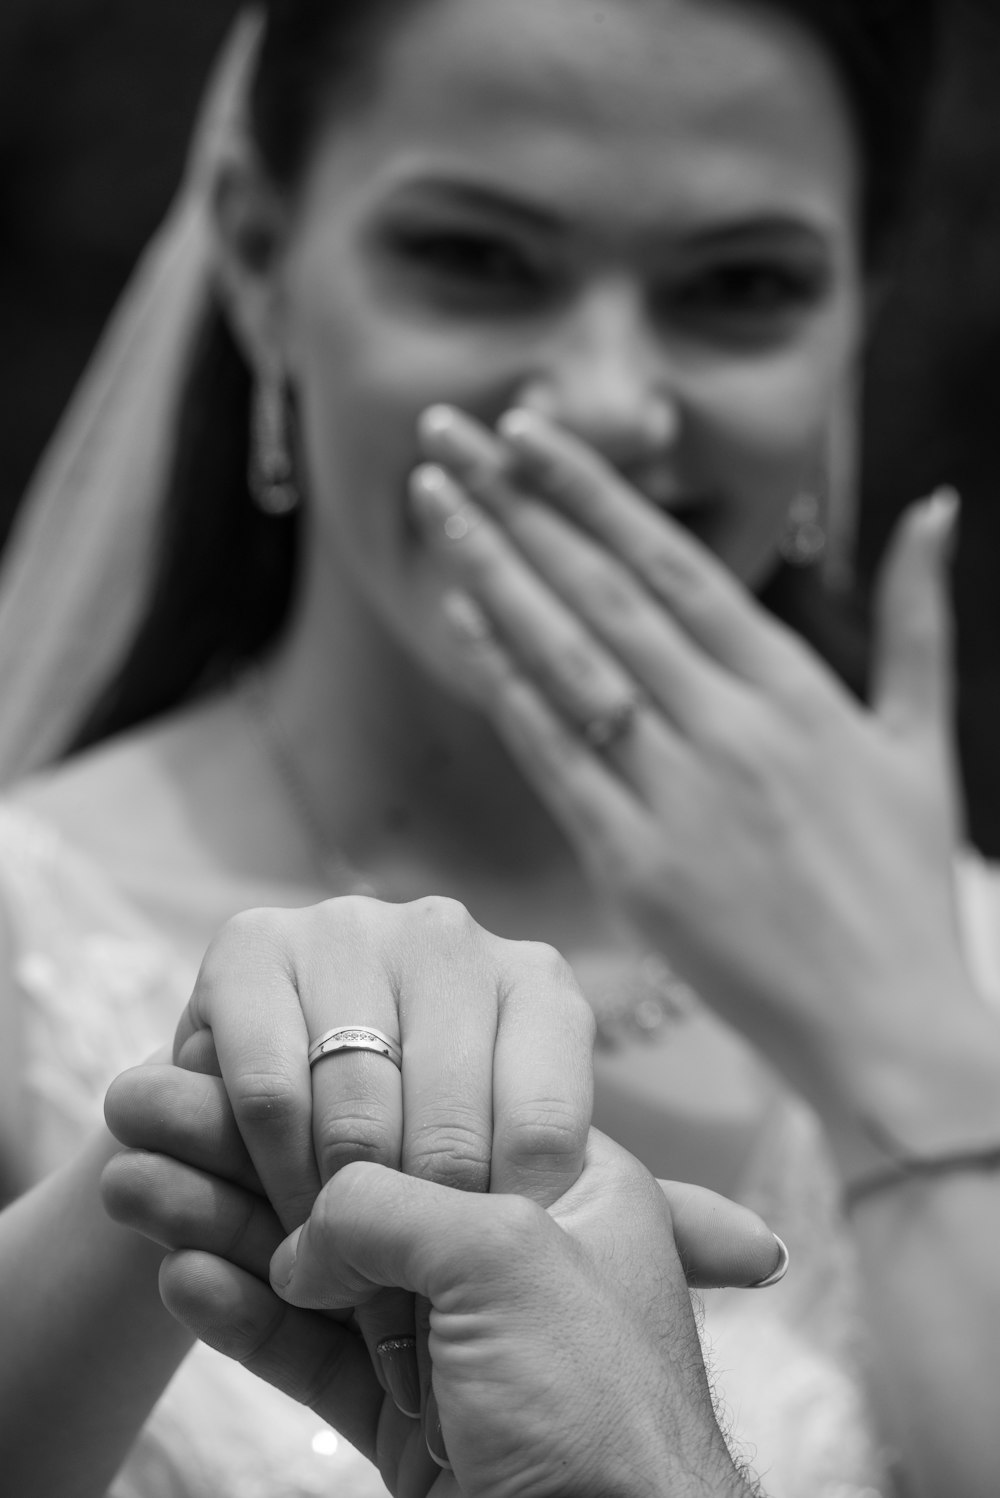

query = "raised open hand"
[[411, 406, 995, 1171]]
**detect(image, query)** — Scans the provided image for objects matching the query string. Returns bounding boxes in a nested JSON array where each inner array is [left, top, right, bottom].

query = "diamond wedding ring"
[[583, 692, 642, 752], [308, 1026, 403, 1070]]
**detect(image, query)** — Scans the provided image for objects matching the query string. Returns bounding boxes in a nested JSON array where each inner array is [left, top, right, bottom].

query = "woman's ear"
[[211, 145, 292, 374]]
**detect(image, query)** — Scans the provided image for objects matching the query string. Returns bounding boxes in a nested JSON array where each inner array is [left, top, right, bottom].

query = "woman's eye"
[[666, 261, 828, 337], [385, 229, 539, 291]]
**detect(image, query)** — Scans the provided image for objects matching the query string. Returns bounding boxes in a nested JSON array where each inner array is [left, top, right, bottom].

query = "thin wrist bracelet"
[[843, 1113, 1000, 1212]]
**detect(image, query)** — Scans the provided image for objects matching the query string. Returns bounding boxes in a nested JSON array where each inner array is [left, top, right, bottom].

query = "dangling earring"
[[779, 490, 827, 567], [249, 371, 300, 516]]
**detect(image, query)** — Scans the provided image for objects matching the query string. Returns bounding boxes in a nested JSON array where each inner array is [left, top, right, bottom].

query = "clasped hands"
[[103, 897, 777, 1498]]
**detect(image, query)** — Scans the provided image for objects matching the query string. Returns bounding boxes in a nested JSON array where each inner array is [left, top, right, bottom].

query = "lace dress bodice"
[[0, 803, 389, 1498], [2, 799, 998, 1498]]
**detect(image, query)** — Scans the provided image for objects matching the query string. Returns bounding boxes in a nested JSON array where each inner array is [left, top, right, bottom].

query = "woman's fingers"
[[412, 463, 652, 738], [101, 1150, 284, 1278], [489, 942, 595, 1205], [105, 1064, 261, 1195], [872, 489, 959, 745], [442, 591, 653, 874], [158, 1250, 384, 1463], [655, 1180, 788, 1290], [162, 896, 601, 1432], [419, 404, 821, 702], [175, 900, 411, 1233], [417, 412, 748, 740], [390, 900, 500, 1196], [175, 910, 319, 1232], [289, 910, 405, 1190]]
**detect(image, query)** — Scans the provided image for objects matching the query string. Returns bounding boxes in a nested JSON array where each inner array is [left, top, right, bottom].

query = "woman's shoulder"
[[0, 693, 326, 968], [2, 716, 190, 875], [0, 729, 203, 1184]]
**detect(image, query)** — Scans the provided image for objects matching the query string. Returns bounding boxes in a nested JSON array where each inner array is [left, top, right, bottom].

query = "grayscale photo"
[[1, 3, 999, 1496]]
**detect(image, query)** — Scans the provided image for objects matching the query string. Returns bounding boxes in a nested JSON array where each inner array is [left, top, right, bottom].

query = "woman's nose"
[[515, 285, 679, 468]]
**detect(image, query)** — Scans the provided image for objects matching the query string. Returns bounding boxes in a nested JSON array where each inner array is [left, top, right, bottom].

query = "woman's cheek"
[[707, 335, 849, 480]]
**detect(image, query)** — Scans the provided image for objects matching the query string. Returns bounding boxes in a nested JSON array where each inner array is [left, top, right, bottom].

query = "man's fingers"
[[104, 1065, 261, 1195], [102, 1150, 282, 1277], [270, 1163, 541, 1312], [158, 1250, 380, 1458], [657, 1179, 787, 1289]]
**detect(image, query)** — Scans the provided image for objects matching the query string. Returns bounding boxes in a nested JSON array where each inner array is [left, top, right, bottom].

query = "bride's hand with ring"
[[105, 894, 595, 1485], [410, 405, 1000, 1173]]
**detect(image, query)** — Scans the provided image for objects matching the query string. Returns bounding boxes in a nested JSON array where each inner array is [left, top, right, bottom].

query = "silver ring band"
[[583, 693, 642, 752], [308, 1026, 402, 1071]]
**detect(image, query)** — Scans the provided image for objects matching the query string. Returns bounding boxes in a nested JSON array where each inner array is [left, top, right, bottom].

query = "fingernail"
[[412, 463, 458, 503], [443, 590, 492, 643], [419, 404, 459, 439], [926, 484, 960, 530], [375, 1336, 421, 1420], [269, 1225, 304, 1295], [747, 1235, 790, 1290], [411, 467, 482, 542], [497, 407, 541, 443], [424, 1388, 452, 1470]]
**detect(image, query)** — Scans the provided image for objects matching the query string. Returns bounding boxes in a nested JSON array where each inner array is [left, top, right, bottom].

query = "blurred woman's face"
[[276, 0, 863, 670]]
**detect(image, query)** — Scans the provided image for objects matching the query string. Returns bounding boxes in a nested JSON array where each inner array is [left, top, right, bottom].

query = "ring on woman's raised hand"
[[308, 1026, 403, 1070], [583, 692, 642, 752]]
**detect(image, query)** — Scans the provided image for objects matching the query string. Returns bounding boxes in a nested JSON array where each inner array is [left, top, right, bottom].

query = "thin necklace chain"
[[237, 663, 380, 897]]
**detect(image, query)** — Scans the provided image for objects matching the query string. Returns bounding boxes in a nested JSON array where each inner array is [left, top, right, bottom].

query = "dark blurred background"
[[1, 0, 1000, 848]]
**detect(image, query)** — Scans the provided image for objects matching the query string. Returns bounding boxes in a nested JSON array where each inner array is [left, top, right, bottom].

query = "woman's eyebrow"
[[676, 215, 834, 253], [380, 176, 564, 232], [377, 179, 836, 259]]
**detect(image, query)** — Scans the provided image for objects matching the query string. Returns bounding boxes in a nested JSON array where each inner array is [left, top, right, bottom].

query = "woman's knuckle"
[[316, 1112, 396, 1174], [551, 636, 603, 694], [644, 543, 706, 609], [229, 1068, 300, 1130], [516, 938, 574, 986], [500, 1099, 587, 1163], [310, 894, 379, 929], [409, 894, 478, 944], [581, 559, 637, 623], [407, 1120, 492, 1192], [201, 908, 290, 987]]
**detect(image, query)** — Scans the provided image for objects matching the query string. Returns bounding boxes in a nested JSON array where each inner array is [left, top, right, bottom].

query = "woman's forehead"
[[297, 0, 858, 234]]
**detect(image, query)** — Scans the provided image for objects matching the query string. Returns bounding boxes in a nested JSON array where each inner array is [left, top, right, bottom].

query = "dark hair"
[[68, 0, 937, 753]]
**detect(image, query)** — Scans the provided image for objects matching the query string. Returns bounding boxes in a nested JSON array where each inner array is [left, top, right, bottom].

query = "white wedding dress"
[[2, 797, 998, 1498]]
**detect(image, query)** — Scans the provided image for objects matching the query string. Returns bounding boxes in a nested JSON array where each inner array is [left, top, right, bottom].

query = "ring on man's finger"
[[308, 1026, 403, 1071], [582, 692, 643, 752]]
